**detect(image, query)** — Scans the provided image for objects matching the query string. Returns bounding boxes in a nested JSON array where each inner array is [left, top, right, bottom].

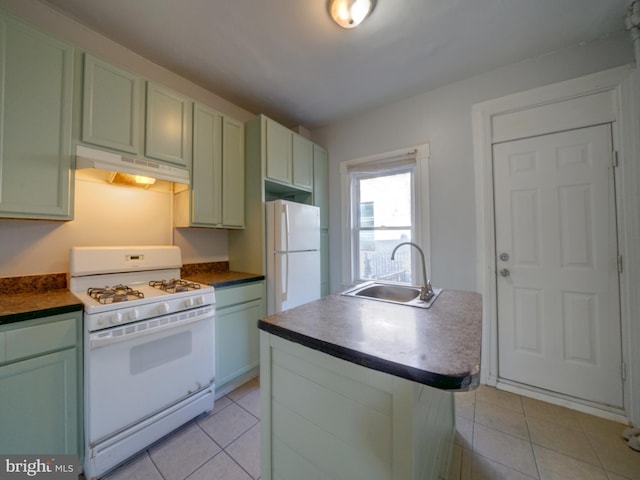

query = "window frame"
[[350, 165, 416, 283], [340, 144, 431, 288]]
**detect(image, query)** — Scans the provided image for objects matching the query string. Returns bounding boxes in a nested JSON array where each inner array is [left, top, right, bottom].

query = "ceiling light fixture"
[[328, 0, 376, 29]]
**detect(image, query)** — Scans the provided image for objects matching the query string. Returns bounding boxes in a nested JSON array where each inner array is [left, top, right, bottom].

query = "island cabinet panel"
[[0, 312, 82, 457], [145, 82, 192, 168], [0, 12, 74, 220], [82, 54, 141, 154], [260, 332, 455, 480]]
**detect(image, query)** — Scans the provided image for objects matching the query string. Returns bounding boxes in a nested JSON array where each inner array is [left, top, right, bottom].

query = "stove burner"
[[87, 285, 145, 304], [149, 279, 201, 293]]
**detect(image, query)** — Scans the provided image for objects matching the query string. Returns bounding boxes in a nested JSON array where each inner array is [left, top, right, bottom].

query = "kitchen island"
[[258, 289, 481, 480]]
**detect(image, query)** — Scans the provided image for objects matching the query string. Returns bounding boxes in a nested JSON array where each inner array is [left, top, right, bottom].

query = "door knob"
[[499, 253, 509, 261], [500, 268, 510, 277]]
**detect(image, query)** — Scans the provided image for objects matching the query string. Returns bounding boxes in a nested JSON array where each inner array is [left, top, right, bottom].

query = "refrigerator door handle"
[[282, 204, 290, 302]]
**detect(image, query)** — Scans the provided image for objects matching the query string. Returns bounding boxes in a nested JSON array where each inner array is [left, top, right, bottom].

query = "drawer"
[[216, 282, 264, 309], [0, 332, 4, 363], [5, 317, 77, 363]]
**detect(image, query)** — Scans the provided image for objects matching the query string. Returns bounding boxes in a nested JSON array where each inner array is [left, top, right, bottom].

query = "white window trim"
[[340, 144, 430, 289]]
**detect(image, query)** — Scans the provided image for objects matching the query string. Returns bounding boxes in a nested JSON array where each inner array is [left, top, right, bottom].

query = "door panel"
[[494, 124, 623, 408]]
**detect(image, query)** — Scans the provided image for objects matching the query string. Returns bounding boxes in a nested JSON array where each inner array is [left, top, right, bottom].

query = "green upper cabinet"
[[82, 54, 141, 155], [222, 116, 245, 228], [263, 115, 314, 193], [0, 11, 74, 220], [264, 117, 293, 185], [292, 134, 314, 191], [145, 82, 192, 169], [174, 103, 244, 229], [190, 103, 223, 226], [313, 144, 329, 230], [313, 144, 330, 296]]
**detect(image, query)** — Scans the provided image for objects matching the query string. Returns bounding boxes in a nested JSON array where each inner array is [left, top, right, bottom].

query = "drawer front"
[[0, 332, 5, 363], [216, 282, 264, 309], [5, 318, 77, 362]]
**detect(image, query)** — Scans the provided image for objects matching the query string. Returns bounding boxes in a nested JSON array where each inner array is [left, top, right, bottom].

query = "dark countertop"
[[0, 267, 263, 326], [184, 271, 265, 288], [0, 290, 83, 326], [258, 290, 482, 391]]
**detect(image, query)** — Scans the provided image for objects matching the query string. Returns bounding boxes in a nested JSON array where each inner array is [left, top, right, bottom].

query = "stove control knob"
[[158, 302, 170, 315], [184, 297, 195, 308], [110, 312, 124, 324], [127, 309, 140, 321]]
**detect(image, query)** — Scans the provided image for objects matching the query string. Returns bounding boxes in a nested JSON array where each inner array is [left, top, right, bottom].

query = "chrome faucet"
[[390, 242, 434, 301]]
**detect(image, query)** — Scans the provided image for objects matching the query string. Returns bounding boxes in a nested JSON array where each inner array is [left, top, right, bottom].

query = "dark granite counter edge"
[[211, 275, 265, 289], [0, 303, 83, 326], [258, 319, 480, 391]]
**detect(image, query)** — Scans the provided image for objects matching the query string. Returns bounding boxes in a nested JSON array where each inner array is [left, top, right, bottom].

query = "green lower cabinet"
[[215, 282, 265, 392], [0, 349, 78, 454], [0, 312, 82, 457]]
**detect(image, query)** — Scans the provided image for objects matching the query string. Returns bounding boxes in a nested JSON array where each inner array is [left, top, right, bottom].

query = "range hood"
[[75, 145, 190, 185]]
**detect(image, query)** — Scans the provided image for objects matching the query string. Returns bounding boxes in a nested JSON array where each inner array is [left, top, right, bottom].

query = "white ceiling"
[[39, 0, 630, 128]]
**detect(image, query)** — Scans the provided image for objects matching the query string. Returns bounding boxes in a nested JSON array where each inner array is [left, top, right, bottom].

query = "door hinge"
[[622, 362, 627, 381], [617, 255, 623, 273], [612, 150, 619, 168]]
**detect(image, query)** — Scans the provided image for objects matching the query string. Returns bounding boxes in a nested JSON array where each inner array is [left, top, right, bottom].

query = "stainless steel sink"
[[341, 281, 442, 309]]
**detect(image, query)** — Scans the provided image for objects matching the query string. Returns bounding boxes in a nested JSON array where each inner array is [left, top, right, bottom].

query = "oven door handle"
[[89, 307, 214, 349]]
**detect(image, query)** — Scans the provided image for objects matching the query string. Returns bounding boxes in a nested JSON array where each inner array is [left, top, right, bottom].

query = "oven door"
[[85, 306, 215, 444]]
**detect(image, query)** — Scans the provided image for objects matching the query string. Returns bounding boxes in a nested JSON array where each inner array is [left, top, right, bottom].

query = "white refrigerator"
[[266, 199, 321, 314]]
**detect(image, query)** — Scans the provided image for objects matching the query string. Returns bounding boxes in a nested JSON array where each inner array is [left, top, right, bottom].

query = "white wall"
[[0, 0, 253, 277], [312, 32, 634, 293]]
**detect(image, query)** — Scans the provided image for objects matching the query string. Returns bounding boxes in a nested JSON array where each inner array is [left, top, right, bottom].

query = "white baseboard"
[[496, 380, 630, 426], [215, 368, 259, 399]]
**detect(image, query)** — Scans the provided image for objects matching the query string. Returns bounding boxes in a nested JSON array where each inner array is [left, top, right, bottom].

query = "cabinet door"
[[82, 54, 141, 154], [222, 116, 245, 228], [192, 103, 223, 225], [313, 145, 329, 230], [314, 145, 330, 296], [320, 230, 330, 297], [292, 134, 314, 191], [264, 118, 292, 184], [0, 13, 74, 219], [0, 349, 78, 454], [215, 298, 263, 388], [145, 82, 192, 168]]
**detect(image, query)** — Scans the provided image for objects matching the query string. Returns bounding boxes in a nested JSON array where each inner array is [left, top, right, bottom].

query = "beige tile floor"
[[96, 379, 640, 480], [451, 385, 640, 480]]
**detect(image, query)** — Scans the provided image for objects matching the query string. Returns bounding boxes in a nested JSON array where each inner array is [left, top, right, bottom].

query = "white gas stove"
[[69, 246, 216, 479]]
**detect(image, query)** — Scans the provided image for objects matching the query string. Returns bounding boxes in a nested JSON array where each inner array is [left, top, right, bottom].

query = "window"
[[352, 167, 414, 282], [340, 145, 430, 287]]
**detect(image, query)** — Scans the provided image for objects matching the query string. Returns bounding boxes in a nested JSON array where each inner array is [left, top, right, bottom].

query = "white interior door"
[[494, 124, 623, 409]]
